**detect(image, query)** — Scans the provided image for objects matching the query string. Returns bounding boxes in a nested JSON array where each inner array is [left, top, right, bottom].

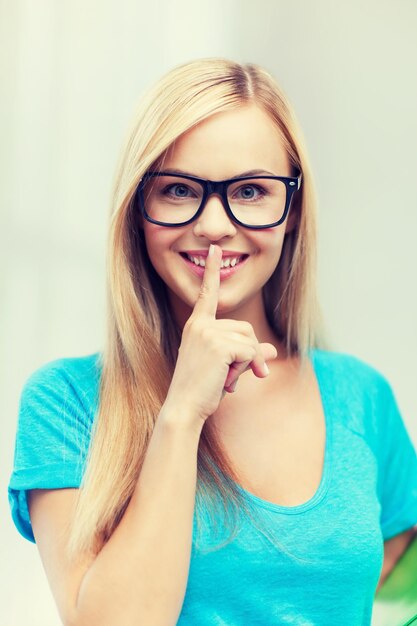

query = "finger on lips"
[[193, 243, 222, 319]]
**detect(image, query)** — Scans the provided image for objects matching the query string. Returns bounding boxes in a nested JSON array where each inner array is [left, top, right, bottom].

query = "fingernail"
[[208, 244, 215, 257], [263, 363, 269, 375]]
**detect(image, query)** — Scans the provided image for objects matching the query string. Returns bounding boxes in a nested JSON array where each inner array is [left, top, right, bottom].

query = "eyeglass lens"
[[141, 175, 288, 226]]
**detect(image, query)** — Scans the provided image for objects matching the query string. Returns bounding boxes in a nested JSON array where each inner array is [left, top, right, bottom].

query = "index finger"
[[192, 244, 222, 318]]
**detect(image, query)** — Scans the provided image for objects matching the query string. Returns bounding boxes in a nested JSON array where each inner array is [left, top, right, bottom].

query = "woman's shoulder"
[[310, 348, 399, 440], [22, 352, 102, 391], [311, 347, 391, 391], [19, 352, 103, 422], [24, 351, 102, 379]]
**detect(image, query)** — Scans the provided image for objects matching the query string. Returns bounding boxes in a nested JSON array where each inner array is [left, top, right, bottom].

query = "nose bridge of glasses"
[[194, 182, 236, 234], [200, 180, 230, 213]]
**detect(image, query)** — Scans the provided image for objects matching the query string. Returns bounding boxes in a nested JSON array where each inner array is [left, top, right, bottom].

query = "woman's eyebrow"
[[160, 167, 277, 177]]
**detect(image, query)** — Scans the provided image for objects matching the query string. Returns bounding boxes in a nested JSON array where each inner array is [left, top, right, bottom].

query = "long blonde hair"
[[67, 57, 329, 562]]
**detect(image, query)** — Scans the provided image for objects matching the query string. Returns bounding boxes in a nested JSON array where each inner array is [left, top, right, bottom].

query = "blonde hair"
[[66, 57, 330, 562]]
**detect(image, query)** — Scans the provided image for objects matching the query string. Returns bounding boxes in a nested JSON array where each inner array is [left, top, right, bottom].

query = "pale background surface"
[[1, 1, 416, 624]]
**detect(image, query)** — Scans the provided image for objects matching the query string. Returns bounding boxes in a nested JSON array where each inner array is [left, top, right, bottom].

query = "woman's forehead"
[[158, 104, 291, 178]]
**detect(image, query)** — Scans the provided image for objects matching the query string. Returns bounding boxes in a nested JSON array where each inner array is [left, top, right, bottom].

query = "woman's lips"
[[180, 254, 249, 281]]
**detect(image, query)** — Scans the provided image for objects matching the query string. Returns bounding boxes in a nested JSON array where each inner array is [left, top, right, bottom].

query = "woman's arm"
[[29, 408, 203, 626], [376, 526, 417, 591]]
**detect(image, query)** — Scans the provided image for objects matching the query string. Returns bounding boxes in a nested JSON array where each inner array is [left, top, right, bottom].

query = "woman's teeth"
[[185, 253, 243, 268]]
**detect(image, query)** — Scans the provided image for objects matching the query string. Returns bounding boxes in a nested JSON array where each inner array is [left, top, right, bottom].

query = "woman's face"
[[142, 103, 297, 325]]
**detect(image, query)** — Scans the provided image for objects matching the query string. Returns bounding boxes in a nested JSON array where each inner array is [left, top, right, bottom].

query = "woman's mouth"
[[179, 252, 249, 280]]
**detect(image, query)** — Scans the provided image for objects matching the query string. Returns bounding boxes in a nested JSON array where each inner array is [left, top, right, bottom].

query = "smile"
[[184, 252, 245, 268], [179, 252, 249, 280]]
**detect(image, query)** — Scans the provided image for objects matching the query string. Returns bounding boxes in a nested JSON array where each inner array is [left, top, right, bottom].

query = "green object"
[[373, 537, 417, 625]]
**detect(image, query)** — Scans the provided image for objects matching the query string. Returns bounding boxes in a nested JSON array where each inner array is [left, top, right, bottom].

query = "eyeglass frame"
[[135, 169, 302, 230]]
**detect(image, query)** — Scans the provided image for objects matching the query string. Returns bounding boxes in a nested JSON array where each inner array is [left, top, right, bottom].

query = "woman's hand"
[[163, 244, 278, 426]]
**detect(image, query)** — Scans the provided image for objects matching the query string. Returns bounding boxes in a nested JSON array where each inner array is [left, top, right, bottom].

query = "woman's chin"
[[213, 296, 247, 319]]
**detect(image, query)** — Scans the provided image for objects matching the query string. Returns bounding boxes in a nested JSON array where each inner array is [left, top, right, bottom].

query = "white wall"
[[1, 1, 416, 624]]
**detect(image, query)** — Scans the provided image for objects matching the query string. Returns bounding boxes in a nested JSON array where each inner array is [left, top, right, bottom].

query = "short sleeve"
[[376, 378, 417, 540], [8, 356, 99, 543]]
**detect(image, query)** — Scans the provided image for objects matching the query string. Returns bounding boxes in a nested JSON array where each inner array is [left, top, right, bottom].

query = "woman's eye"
[[235, 185, 265, 200], [164, 184, 194, 198]]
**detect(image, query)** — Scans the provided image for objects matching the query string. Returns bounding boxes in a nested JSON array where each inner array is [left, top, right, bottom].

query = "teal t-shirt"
[[8, 349, 417, 625]]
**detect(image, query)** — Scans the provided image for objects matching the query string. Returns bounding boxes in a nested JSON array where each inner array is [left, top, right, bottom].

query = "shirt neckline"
[[233, 348, 333, 514]]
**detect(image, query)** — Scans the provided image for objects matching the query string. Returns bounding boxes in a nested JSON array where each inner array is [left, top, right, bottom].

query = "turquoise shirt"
[[8, 349, 417, 625]]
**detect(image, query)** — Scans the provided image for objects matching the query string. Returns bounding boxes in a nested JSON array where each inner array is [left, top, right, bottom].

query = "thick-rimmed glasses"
[[135, 169, 302, 230]]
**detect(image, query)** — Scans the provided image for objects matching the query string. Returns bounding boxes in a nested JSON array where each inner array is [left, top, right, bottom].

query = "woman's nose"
[[192, 194, 237, 240]]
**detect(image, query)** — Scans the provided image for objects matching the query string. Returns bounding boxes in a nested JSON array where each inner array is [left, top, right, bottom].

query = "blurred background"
[[1, 0, 416, 624]]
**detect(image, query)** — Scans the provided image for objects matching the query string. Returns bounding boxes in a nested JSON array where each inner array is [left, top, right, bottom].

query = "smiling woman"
[[7, 57, 417, 626]]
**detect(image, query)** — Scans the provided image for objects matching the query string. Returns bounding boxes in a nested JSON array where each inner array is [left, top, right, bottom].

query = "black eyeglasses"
[[135, 169, 302, 229]]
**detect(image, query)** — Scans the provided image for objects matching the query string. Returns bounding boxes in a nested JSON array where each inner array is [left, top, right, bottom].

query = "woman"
[[8, 58, 417, 625]]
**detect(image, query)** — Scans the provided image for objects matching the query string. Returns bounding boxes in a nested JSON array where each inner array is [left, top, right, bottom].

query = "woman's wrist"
[[158, 402, 205, 437]]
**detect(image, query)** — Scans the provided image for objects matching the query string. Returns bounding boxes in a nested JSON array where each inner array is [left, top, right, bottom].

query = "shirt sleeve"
[[8, 359, 94, 543], [375, 377, 417, 540]]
